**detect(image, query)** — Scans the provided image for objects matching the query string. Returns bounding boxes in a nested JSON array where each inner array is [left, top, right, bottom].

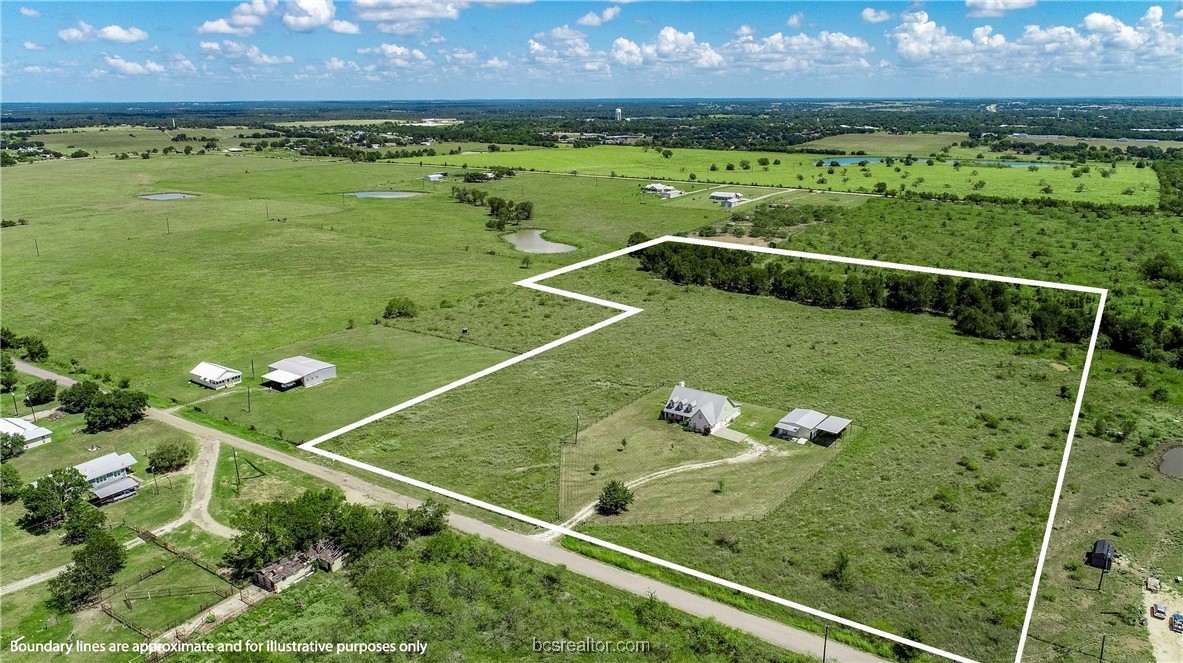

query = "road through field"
[[16, 363, 886, 662]]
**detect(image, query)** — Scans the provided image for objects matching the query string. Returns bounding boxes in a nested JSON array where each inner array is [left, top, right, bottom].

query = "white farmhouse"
[[710, 191, 743, 201], [75, 452, 139, 504], [0, 417, 52, 448], [190, 362, 242, 390], [660, 382, 741, 434], [262, 356, 337, 389]]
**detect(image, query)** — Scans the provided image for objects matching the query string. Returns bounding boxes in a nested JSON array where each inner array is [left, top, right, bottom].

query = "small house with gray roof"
[[661, 382, 740, 434]]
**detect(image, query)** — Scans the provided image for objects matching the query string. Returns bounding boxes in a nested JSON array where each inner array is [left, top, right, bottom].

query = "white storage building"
[[0, 417, 52, 448], [262, 356, 337, 389]]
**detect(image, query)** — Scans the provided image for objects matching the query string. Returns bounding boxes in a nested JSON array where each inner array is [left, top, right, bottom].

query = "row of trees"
[[635, 243, 1096, 343], [223, 489, 449, 578], [448, 186, 535, 231], [1, 327, 49, 362]]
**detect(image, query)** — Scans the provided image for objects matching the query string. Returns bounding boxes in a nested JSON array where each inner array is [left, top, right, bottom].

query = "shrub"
[[383, 297, 419, 319], [596, 480, 634, 515], [147, 439, 197, 473]]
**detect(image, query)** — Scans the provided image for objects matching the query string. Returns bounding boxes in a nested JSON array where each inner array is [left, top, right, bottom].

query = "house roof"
[[817, 415, 853, 435], [777, 408, 827, 430], [91, 476, 139, 499], [0, 417, 52, 441], [664, 384, 735, 428], [267, 356, 334, 378], [190, 361, 241, 382], [74, 452, 137, 482]]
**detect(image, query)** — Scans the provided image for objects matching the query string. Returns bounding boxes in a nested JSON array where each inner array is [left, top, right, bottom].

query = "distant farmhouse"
[[190, 362, 242, 390], [262, 356, 337, 390], [661, 382, 740, 434], [0, 417, 52, 449], [74, 452, 139, 505], [710, 191, 744, 202], [773, 408, 852, 442], [424, 173, 446, 182], [644, 183, 677, 194]]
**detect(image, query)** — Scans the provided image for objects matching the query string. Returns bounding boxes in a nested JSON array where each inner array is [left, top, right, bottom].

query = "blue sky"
[[3, 1, 1181, 101]]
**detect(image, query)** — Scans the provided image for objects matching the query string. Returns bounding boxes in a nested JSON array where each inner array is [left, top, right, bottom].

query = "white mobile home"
[[190, 362, 242, 390], [262, 356, 337, 389]]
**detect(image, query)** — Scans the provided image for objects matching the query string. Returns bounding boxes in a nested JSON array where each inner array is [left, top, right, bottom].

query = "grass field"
[[177, 325, 512, 444], [1, 156, 714, 408], [322, 252, 1082, 660], [208, 445, 337, 527], [558, 389, 747, 518], [0, 582, 141, 663], [5, 415, 194, 481], [797, 131, 966, 156], [29, 125, 252, 157], [392, 143, 1158, 206]]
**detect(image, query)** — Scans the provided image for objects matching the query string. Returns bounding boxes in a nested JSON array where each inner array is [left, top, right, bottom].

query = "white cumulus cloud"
[[283, 0, 336, 31], [965, 0, 1037, 18], [330, 19, 361, 34], [197, 0, 278, 36], [104, 54, 165, 75], [19, 6, 40, 17], [786, 12, 804, 28], [577, 5, 620, 26], [861, 7, 892, 23], [23, 40, 45, 50], [58, 21, 150, 43]]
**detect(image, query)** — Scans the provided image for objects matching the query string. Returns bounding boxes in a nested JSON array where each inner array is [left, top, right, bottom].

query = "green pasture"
[[796, 131, 965, 155], [177, 325, 511, 444], [393, 143, 1158, 206], [5, 416, 193, 481], [322, 252, 1082, 660], [0, 582, 141, 663], [30, 125, 251, 157], [208, 445, 337, 527], [558, 388, 747, 518], [1, 156, 710, 407]]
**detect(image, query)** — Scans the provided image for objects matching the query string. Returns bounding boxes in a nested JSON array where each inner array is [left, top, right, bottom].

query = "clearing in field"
[[316, 237, 1099, 661]]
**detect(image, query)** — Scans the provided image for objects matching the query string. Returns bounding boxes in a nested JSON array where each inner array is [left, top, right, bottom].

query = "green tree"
[[0, 352, 17, 393], [83, 389, 148, 432], [49, 529, 127, 611], [0, 463, 24, 502], [1, 432, 25, 461], [21, 467, 90, 528], [596, 480, 634, 515], [22, 337, 48, 362], [823, 550, 854, 590], [58, 380, 101, 414], [147, 438, 196, 473], [24, 378, 57, 406], [63, 503, 107, 544]]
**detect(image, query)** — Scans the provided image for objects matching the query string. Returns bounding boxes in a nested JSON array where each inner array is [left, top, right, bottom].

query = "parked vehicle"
[[1170, 613, 1183, 634], [1151, 603, 1167, 619]]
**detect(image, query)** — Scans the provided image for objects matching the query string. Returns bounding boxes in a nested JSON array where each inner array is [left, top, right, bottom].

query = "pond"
[[1159, 447, 1183, 479], [138, 193, 196, 200], [503, 229, 577, 254], [349, 191, 422, 198]]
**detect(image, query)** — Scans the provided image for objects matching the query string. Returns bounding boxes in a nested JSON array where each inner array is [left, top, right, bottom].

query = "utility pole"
[[29, 402, 37, 422], [265, 203, 269, 220], [574, 409, 580, 445], [233, 447, 242, 495], [34, 238, 40, 257], [9, 391, 18, 415], [822, 625, 829, 662], [250, 357, 255, 380], [153, 472, 160, 496], [165, 217, 170, 234], [1097, 567, 1107, 591], [1098, 634, 1106, 663], [246, 384, 251, 413]]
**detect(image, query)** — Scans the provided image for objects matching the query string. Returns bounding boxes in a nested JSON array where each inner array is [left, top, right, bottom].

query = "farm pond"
[[503, 229, 577, 253], [138, 193, 197, 200]]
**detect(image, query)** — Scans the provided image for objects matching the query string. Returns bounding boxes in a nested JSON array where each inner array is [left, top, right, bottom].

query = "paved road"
[[13, 359, 77, 387], [18, 363, 884, 662]]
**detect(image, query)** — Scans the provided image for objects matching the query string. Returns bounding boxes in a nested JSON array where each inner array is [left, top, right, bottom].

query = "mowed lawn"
[[208, 446, 338, 528], [559, 389, 747, 518], [393, 143, 1158, 206], [1, 156, 712, 407], [323, 252, 1080, 660]]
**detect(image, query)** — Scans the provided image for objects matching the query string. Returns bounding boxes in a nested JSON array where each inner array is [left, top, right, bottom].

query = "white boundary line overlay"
[[299, 235, 1108, 663]]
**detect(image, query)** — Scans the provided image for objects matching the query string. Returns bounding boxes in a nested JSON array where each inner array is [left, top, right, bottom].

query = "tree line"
[[223, 489, 449, 579], [633, 243, 1097, 344], [448, 186, 534, 230]]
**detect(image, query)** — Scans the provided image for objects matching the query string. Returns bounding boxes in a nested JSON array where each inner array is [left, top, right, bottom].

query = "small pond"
[[139, 193, 196, 200], [1159, 447, 1183, 479], [349, 191, 422, 198], [504, 229, 577, 254]]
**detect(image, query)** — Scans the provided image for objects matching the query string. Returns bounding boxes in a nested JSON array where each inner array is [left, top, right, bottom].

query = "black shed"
[[1086, 539, 1116, 571]]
